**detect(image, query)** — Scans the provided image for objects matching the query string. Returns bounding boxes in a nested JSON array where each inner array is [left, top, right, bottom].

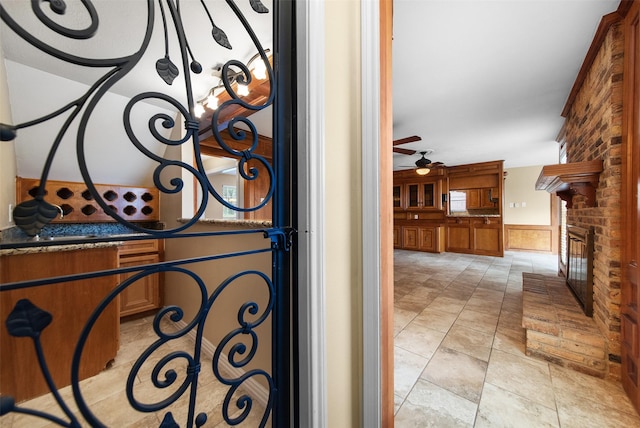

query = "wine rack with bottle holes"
[[16, 177, 159, 223]]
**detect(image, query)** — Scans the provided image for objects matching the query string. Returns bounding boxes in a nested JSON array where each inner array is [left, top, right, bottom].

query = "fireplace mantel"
[[535, 160, 603, 208]]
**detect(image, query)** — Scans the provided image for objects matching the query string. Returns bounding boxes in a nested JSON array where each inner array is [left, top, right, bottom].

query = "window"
[[222, 185, 237, 219]]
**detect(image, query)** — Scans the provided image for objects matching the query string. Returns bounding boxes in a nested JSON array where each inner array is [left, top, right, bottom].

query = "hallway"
[[393, 250, 640, 427]]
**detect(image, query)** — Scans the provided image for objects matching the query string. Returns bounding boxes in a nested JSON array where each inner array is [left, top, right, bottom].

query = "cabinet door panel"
[[393, 185, 402, 210], [422, 183, 435, 208], [403, 227, 419, 249], [119, 254, 161, 318], [406, 184, 420, 209], [419, 227, 436, 251], [393, 226, 402, 248], [447, 225, 471, 251]]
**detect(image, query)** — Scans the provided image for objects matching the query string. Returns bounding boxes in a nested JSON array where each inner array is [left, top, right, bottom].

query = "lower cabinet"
[[119, 240, 163, 318], [0, 247, 120, 402], [396, 224, 444, 252], [446, 217, 503, 257]]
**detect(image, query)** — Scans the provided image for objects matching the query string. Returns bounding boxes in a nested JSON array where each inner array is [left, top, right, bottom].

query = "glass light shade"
[[237, 83, 249, 96], [252, 59, 267, 80], [416, 167, 430, 175], [206, 93, 219, 109], [194, 103, 205, 118]]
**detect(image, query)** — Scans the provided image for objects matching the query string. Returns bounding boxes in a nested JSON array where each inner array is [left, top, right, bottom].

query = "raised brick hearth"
[[522, 272, 607, 378]]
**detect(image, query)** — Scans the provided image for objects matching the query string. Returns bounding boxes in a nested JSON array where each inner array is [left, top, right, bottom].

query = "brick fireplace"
[[524, 18, 624, 379]]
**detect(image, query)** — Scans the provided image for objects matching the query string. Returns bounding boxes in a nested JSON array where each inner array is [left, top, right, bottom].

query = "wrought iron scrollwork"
[[0, 0, 275, 236], [2, 265, 275, 426], [0, 0, 285, 426]]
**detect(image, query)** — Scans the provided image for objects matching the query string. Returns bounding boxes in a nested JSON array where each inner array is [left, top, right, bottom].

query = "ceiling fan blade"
[[393, 147, 416, 155], [392, 135, 421, 146]]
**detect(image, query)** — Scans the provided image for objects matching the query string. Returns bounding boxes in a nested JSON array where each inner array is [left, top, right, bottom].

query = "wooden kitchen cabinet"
[[446, 218, 472, 252], [445, 217, 503, 256], [393, 185, 402, 211], [463, 188, 497, 210], [0, 246, 120, 402], [405, 182, 436, 210], [393, 225, 402, 248], [397, 224, 444, 252], [118, 239, 163, 318]]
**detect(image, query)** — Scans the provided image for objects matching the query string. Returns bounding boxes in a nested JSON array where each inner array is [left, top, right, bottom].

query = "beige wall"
[[325, 1, 363, 426], [161, 221, 273, 379], [0, 45, 16, 230], [504, 165, 552, 225]]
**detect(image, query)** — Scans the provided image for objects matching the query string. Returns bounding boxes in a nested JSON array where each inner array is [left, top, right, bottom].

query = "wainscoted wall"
[[504, 224, 555, 254]]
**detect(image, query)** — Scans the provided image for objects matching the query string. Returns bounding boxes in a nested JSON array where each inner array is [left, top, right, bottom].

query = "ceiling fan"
[[397, 150, 445, 175], [392, 135, 421, 155]]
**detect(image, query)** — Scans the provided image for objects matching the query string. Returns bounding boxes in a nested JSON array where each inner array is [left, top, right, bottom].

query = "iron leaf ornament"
[[156, 56, 180, 85], [6, 299, 53, 338], [12, 198, 62, 237], [212, 24, 232, 49], [249, 0, 269, 14]]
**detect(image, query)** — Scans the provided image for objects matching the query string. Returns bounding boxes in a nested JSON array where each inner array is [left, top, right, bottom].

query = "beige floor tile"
[[394, 346, 429, 399], [411, 308, 459, 333], [394, 307, 418, 336], [485, 349, 556, 410], [464, 298, 503, 317], [455, 308, 499, 335], [555, 389, 640, 428], [476, 383, 559, 428], [491, 330, 526, 356], [395, 379, 477, 428], [440, 324, 494, 362], [395, 323, 447, 359], [421, 347, 488, 403], [394, 393, 405, 415], [395, 293, 434, 313], [427, 296, 467, 315], [549, 364, 639, 417]]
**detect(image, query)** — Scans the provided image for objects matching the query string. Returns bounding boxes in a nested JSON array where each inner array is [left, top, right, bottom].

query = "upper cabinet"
[[406, 181, 436, 210], [394, 175, 443, 211], [446, 160, 503, 216]]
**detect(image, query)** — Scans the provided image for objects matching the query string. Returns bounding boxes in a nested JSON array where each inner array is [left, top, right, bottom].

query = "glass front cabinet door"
[[393, 185, 402, 210], [405, 182, 436, 210]]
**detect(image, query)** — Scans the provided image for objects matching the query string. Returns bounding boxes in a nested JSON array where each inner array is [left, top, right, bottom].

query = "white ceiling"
[[0, 0, 272, 110], [1, 0, 621, 175], [392, 0, 620, 170]]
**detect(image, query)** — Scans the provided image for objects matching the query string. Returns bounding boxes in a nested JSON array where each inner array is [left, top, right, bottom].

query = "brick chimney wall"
[[560, 21, 624, 379]]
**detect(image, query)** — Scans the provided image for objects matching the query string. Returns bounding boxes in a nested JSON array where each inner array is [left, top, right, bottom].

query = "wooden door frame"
[[621, 0, 640, 415], [361, 0, 394, 426]]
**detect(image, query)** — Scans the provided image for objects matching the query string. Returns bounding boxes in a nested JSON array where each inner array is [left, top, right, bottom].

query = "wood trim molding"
[[199, 129, 273, 160], [561, 1, 634, 117], [379, 0, 394, 426], [535, 160, 603, 208]]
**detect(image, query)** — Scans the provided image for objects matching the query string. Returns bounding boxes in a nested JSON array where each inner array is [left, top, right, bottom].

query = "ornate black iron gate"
[[0, 0, 295, 426]]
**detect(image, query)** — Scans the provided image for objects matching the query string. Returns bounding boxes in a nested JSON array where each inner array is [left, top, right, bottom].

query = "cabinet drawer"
[[119, 239, 159, 256]]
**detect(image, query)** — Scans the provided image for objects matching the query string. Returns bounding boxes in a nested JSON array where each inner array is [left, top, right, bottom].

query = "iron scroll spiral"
[[0, 0, 275, 237]]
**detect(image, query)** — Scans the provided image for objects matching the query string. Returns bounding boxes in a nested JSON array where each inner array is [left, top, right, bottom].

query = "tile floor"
[[1, 316, 268, 427], [393, 249, 640, 427]]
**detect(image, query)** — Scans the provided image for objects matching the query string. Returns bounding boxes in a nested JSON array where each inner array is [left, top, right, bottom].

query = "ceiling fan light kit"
[[393, 138, 445, 174]]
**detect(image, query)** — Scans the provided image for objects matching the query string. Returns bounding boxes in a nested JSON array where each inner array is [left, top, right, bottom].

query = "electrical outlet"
[[515, 203, 520, 208], [509, 202, 514, 208], [521, 202, 526, 208]]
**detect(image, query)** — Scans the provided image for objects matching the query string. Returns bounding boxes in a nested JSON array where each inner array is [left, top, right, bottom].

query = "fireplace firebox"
[[566, 225, 595, 317]]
